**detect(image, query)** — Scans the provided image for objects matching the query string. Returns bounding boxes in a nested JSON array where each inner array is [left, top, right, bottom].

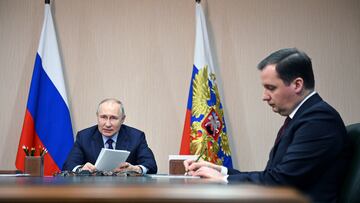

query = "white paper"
[[0, 174, 30, 177], [95, 148, 130, 171], [147, 174, 200, 179], [168, 155, 198, 160]]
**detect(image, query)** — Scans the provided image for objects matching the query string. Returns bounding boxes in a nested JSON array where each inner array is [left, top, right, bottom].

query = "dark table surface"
[[0, 174, 309, 203]]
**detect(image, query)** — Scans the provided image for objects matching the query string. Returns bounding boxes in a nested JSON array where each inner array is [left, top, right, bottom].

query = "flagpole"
[[45, 0, 50, 4]]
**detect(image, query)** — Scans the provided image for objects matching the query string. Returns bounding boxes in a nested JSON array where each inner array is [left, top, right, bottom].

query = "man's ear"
[[292, 77, 304, 94], [121, 115, 126, 123]]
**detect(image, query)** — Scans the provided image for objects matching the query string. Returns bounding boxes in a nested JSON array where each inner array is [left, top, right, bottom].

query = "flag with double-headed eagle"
[[180, 2, 233, 168]]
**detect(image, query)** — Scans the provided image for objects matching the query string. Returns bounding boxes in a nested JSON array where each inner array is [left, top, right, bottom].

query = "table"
[[0, 175, 309, 203]]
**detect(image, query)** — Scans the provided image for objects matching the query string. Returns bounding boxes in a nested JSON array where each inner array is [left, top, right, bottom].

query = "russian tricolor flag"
[[15, 2, 74, 175], [180, 2, 233, 168]]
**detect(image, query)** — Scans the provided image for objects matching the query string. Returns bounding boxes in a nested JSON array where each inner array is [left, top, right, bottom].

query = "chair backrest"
[[338, 123, 360, 203]]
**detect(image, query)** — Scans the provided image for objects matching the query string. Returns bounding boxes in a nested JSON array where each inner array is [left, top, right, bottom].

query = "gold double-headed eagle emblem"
[[190, 65, 231, 165]]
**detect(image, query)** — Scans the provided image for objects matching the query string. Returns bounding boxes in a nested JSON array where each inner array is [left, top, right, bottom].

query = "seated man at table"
[[63, 98, 157, 174], [184, 48, 351, 203]]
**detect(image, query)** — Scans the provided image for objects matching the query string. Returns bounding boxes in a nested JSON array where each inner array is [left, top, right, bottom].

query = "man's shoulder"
[[307, 99, 341, 119], [77, 125, 99, 136], [297, 93, 341, 119], [293, 94, 346, 135], [120, 124, 144, 136]]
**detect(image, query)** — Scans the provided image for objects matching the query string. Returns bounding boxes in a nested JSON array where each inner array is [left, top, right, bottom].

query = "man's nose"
[[262, 91, 270, 101], [105, 119, 112, 126]]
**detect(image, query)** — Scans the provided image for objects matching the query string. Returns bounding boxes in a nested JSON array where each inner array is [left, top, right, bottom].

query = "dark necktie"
[[275, 116, 291, 145], [106, 139, 114, 149]]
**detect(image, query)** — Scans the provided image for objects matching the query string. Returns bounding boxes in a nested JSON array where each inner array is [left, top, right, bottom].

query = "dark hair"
[[257, 48, 315, 90]]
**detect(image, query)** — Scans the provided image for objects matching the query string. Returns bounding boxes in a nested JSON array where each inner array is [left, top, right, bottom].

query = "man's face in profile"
[[97, 101, 124, 137], [260, 64, 297, 116]]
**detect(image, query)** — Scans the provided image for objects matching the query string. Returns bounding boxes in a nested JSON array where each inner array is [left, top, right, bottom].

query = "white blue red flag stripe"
[[180, 3, 233, 168], [15, 3, 74, 175]]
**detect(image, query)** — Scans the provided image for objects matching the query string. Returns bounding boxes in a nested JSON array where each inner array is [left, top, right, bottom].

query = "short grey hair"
[[96, 98, 125, 118]]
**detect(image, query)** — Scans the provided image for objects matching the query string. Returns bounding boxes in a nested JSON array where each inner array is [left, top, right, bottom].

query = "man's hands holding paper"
[[79, 162, 142, 174], [183, 159, 227, 183], [113, 162, 142, 174], [81, 162, 97, 172]]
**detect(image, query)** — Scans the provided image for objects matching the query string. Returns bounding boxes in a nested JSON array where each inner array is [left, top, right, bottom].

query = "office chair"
[[338, 123, 360, 203]]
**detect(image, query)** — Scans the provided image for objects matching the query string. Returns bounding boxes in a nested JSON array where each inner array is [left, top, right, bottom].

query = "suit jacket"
[[228, 93, 351, 203], [63, 124, 157, 174]]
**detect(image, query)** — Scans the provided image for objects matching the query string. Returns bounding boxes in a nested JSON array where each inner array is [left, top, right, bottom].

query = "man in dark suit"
[[63, 98, 157, 174], [184, 48, 351, 202]]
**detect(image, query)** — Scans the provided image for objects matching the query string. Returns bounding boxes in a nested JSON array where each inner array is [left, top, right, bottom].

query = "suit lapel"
[[91, 128, 104, 162], [115, 125, 129, 150]]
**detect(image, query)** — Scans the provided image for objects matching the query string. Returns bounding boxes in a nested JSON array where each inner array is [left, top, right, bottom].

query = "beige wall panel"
[[0, 0, 359, 173]]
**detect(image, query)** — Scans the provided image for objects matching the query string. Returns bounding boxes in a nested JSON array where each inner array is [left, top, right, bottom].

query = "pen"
[[30, 147, 35, 156], [41, 148, 48, 157], [22, 145, 29, 156], [185, 147, 206, 175], [195, 149, 204, 162]]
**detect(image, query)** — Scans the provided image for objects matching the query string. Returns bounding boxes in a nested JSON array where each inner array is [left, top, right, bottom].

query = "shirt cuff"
[[222, 175, 229, 183], [138, 165, 148, 174], [220, 166, 228, 175], [73, 165, 83, 172]]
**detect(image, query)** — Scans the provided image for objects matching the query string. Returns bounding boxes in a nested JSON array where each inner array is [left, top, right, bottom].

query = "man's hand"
[[113, 162, 142, 174], [184, 159, 222, 173], [192, 166, 227, 183], [183, 159, 227, 183], [81, 162, 97, 172]]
